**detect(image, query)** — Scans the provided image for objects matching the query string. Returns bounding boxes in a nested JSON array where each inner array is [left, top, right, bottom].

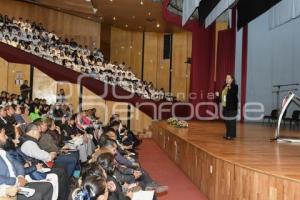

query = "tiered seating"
[[0, 91, 167, 200], [0, 14, 190, 119]]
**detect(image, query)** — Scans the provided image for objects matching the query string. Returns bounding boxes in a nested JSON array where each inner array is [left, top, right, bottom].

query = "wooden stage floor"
[[152, 121, 300, 199]]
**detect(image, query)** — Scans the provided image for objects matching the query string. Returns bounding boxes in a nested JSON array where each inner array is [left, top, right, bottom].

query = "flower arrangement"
[[167, 117, 188, 128]]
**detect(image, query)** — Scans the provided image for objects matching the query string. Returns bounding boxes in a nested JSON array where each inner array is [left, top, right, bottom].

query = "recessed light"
[[113, 16, 116, 20], [156, 23, 160, 28], [140, 1, 144, 5], [110, 0, 113, 2], [85, 0, 91, 2]]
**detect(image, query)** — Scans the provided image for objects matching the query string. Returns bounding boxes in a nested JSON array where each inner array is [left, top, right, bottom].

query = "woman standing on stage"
[[216, 74, 238, 140]]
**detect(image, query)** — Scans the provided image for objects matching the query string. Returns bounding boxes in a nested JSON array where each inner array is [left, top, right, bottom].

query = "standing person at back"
[[20, 80, 31, 100], [56, 89, 66, 104]]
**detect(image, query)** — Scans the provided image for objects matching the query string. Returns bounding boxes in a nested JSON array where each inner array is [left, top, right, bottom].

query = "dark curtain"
[[215, 30, 236, 91], [189, 24, 215, 117], [215, 9, 236, 92], [240, 25, 248, 122], [198, 0, 221, 25], [237, 0, 282, 29], [163, 0, 217, 119]]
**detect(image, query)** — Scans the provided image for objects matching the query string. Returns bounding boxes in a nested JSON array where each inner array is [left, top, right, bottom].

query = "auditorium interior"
[[0, 0, 300, 200]]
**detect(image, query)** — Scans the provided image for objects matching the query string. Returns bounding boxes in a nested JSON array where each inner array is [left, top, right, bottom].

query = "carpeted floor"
[[138, 139, 208, 200]]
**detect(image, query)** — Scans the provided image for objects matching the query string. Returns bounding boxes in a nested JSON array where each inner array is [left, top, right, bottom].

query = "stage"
[[151, 121, 300, 200]]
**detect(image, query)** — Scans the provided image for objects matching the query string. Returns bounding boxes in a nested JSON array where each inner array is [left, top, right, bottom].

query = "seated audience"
[[0, 123, 54, 200], [0, 14, 176, 102], [20, 122, 70, 199], [0, 84, 166, 200], [60, 115, 94, 163]]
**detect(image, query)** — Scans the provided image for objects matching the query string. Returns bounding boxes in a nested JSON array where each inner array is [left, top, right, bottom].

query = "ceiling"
[[168, 0, 230, 24], [18, 0, 183, 32], [19, 0, 99, 20]]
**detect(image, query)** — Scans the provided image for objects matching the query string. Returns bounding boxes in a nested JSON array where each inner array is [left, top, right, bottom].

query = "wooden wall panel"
[[0, 57, 8, 92], [81, 88, 152, 132], [0, 0, 101, 48], [82, 87, 107, 122], [101, 23, 111, 61], [214, 159, 234, 200], [106, 101, 129, 125], [144, 32, 171, 91], [144, 32, 159, 87], [110, 28, 191, 94], [110, 27, 131, 65], [7, 63, 30, 95], [111, 27, 143, 79], [32, 68, 57, 104], [130, 105, 152, 133], [156, 34, 170, 92], [152, 122, 300, 200], [57, 82, 80, 111], [172, 32, 192, 101], [0, 60, 30, 95], [130, 31, 143, 79]]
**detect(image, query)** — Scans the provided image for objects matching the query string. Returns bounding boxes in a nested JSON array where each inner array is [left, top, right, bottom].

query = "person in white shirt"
[[0, 15, 176, 101]]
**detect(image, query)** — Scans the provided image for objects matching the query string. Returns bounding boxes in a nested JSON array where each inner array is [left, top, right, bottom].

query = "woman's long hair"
[[223, 74, 236, 88]]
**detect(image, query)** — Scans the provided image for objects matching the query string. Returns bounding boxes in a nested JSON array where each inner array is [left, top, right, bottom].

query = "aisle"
[[138, 139, 207, 200]]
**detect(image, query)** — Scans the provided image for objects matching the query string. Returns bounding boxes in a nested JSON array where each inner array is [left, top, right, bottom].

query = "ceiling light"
[[140, 1, 144, 5], [113, 16, 116, 20], [110, 0, 113, 2], [85, 0, 91, 2], [156, 23, 160, 28], [148, 12, 151, 16]]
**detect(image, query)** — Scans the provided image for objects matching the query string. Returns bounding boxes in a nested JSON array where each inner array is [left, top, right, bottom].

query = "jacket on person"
[[0, 150, 25, 185], [224, 83, 238, 111], [216, 83, 238, 111], [38, 132, 59, 153]]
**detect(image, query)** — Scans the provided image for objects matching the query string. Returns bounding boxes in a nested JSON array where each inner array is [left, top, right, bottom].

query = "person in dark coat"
[[20, 80, 31, 100], [216, 74, 239, 140]]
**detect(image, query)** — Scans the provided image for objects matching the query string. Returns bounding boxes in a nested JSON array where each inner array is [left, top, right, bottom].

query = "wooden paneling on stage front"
[[152, 121, 300, 200]]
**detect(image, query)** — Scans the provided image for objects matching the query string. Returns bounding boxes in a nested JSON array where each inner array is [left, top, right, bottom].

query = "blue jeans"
[[54, 151, 79, 177]]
